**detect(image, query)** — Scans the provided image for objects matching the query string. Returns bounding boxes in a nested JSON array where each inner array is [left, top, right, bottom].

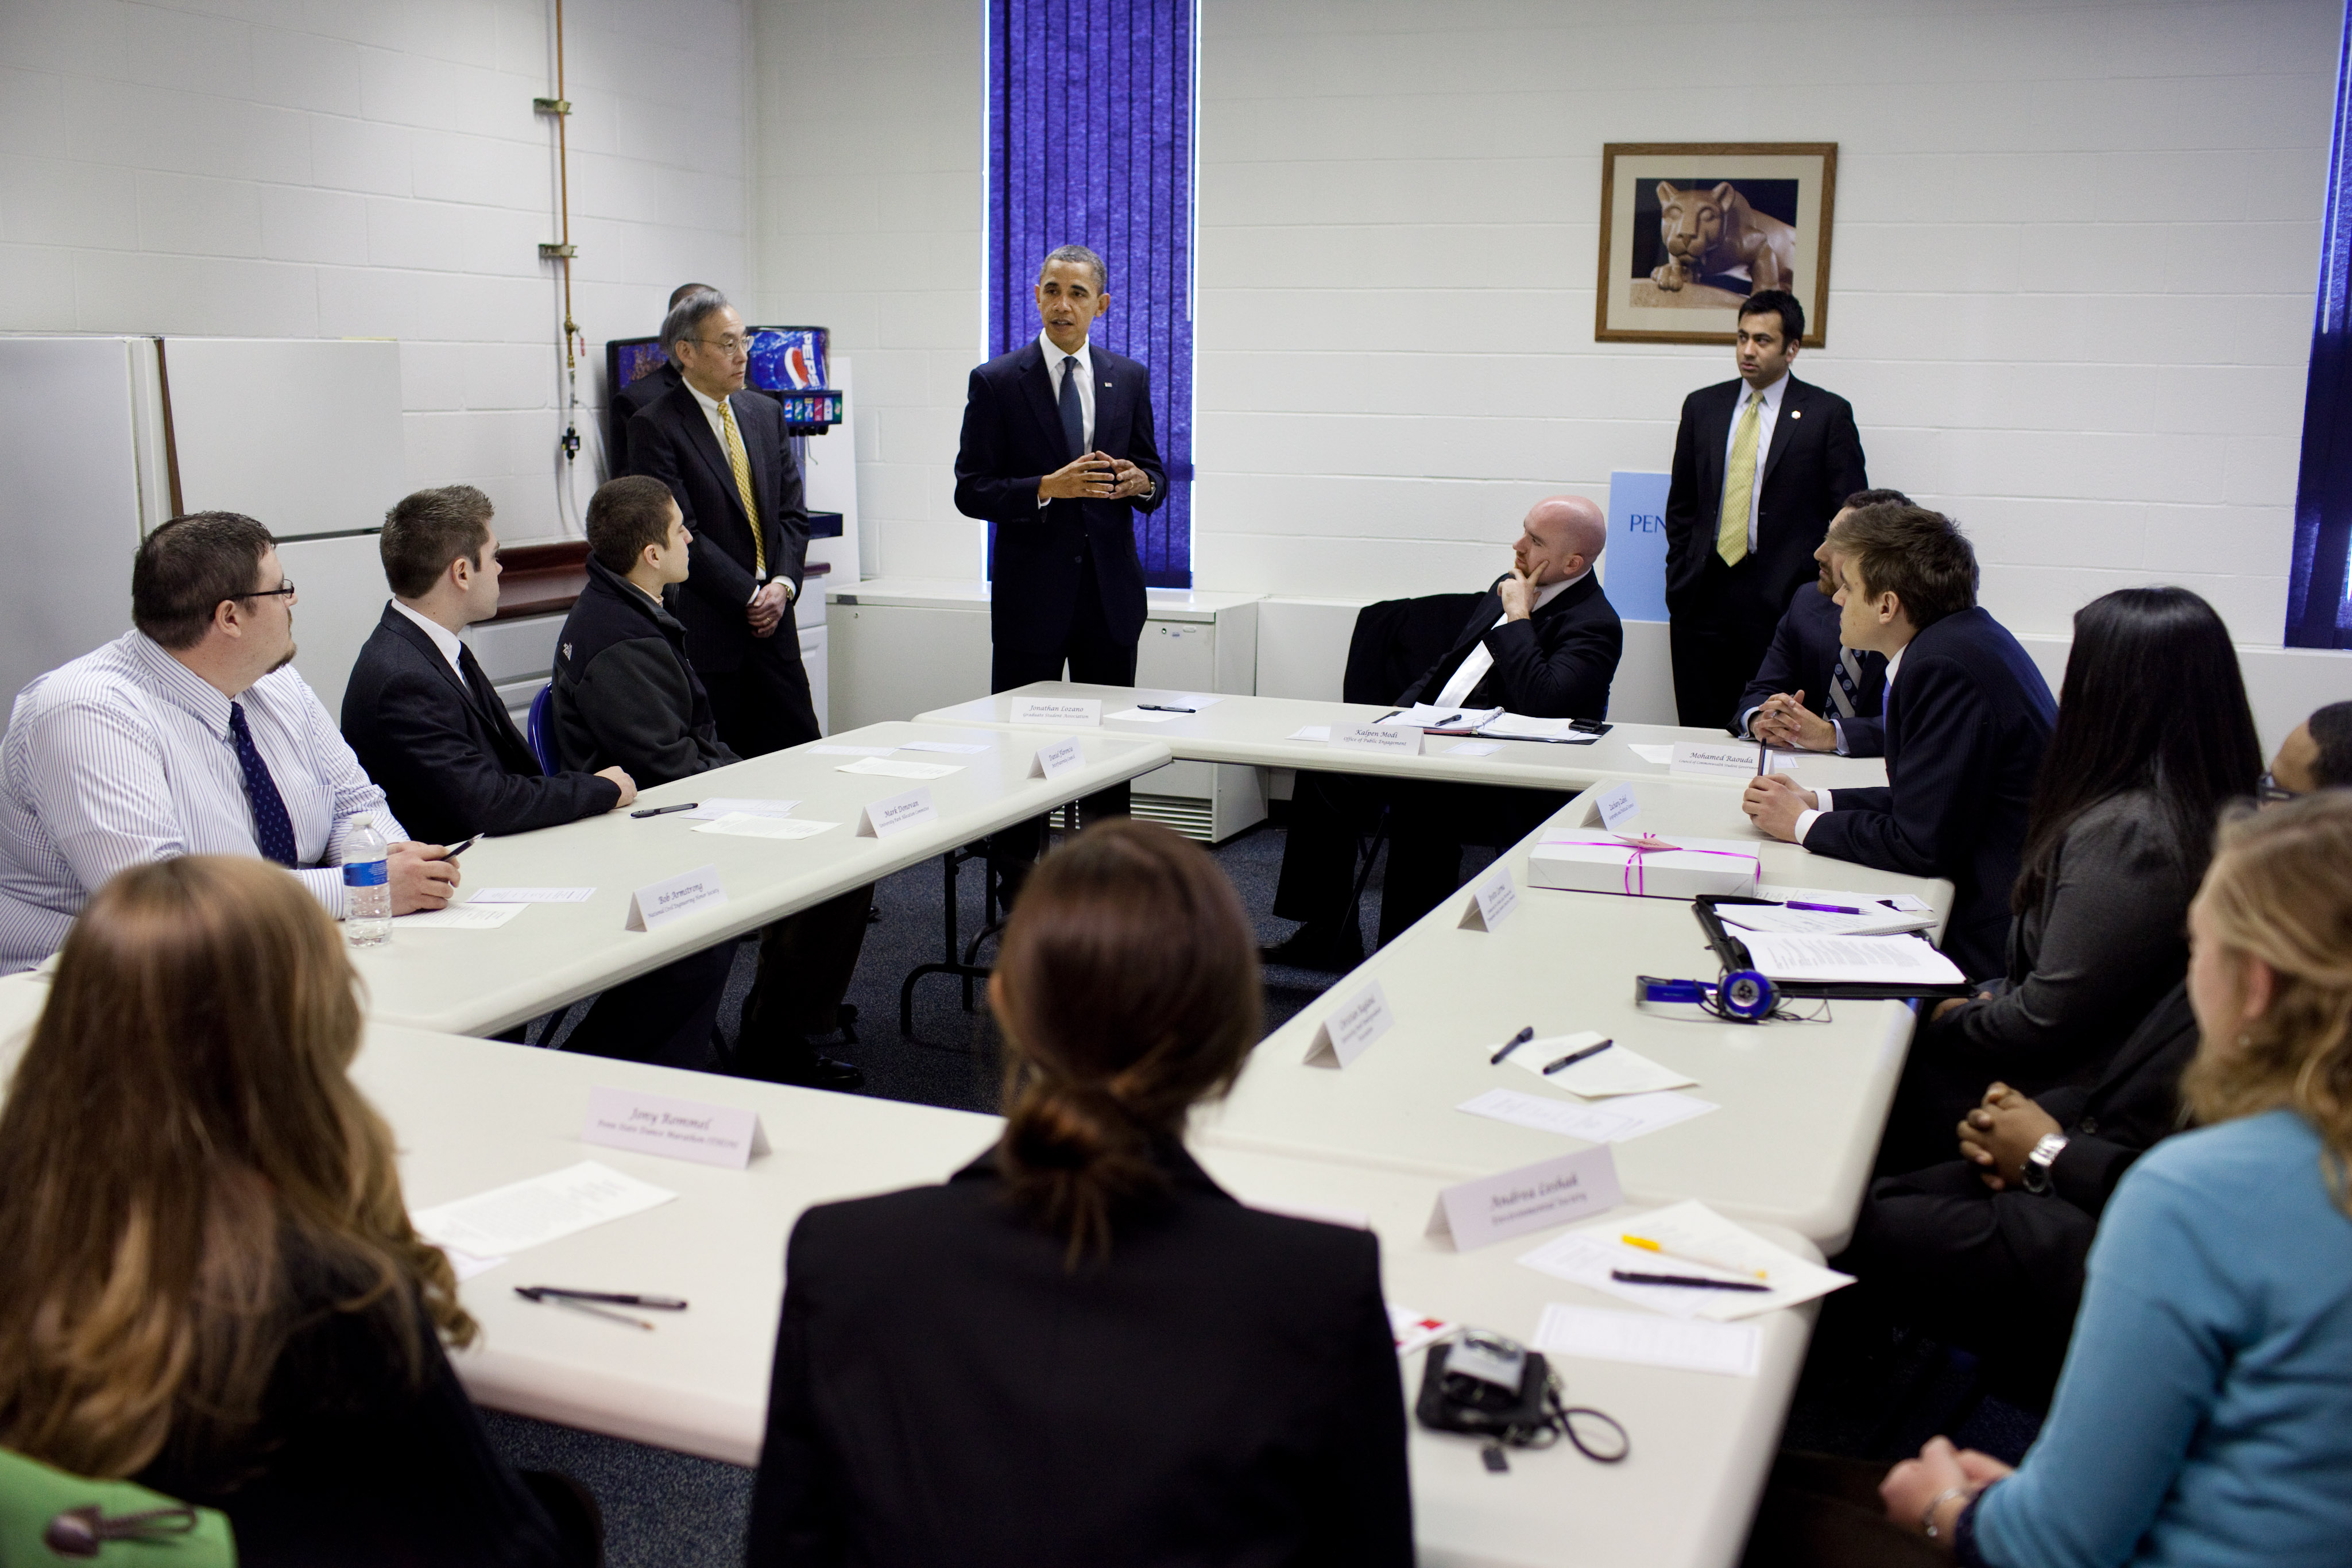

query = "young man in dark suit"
[[605, 281, 711, 475], [1743, 504, 2056, 980], [1732, 487, 1910, 758], [552, 477, 869, 1090], [625, 290, 819, 760], [340, 484, 736, 1069], [1664, 288, 1869, 728], [953, 243, 1170, 892], [1267, 497, 1623, 967]]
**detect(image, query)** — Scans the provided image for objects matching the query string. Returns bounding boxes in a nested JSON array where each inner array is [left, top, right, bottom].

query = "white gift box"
[[1527, 833, 1761, 900]]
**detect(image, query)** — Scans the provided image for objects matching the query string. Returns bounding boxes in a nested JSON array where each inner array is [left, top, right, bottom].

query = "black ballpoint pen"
[[1610, 1270, 1772, 1292], [1541, 1037, 1615, 1075], [522, 1287, 688, 1308], [630, 802, 698, 818], [1135, 703, 1197, 713], [1489, 1026, 1535, 1064]]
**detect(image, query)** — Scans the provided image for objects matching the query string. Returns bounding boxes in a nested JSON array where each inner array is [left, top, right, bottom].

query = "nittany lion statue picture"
[[1649, 180, 1797, 295]]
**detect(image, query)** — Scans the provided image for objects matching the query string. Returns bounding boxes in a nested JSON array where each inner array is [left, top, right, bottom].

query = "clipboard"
[[1692, 897, 1973, 1001]]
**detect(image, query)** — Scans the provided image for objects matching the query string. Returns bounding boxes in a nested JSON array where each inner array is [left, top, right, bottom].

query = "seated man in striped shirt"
[[0, 512, 460, 971]]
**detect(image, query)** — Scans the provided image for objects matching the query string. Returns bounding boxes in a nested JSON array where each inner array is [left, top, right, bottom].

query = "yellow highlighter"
[[1620, 1233, 1770, 1281]]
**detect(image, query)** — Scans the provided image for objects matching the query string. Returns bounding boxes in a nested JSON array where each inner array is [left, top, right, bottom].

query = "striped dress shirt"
[[0, 630, 405, 973]]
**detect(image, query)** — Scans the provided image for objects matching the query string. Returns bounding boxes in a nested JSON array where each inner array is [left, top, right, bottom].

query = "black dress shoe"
[[769, 1052, 865, 1091], [1258, 922, 1364, 972]]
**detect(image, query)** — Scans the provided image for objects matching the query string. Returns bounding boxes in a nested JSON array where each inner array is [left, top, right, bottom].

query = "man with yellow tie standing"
[[1662, 289, 1869, 727], [626, 289, 821, 756]]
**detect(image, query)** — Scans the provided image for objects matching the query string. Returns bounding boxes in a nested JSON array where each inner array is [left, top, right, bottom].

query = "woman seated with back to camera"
[[1880, 586, 2262, 1172], [0, 856, 599, 1568], [745, 819, 1413, 1567]]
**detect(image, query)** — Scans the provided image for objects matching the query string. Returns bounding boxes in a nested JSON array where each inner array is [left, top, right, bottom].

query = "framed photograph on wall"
[[1595, 143, 1838, 347]]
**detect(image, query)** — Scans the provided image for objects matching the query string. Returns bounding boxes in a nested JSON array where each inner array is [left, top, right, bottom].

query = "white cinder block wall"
[[0, 0, 753, 541], [751, 0, 985, 582], [1192, 0, 2339, 652]]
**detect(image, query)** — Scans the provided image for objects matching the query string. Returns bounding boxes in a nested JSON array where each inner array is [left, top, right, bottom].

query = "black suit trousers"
[[558, 947, 734, 1070], [703, 601, 821, 760], [1671, 555, 1786, 729], [988, 555, 1134, 888], [1273, 775, 1568, 945]]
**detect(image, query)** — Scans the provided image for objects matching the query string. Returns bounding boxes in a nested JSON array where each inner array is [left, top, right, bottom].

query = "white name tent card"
[[470, 886, 595, 904], [836, 756, 961, 780], [412, 1160, 678, 1259], [1458, 861, 1519, 931], [1427, 1146, 1622, 1251], [680, 798, 801, 821], [1303, 981, 1394, 1068], [1670, 741, 1777, 778], [581, 1086, 769, 1170], [1010, 697, 1101, 727], [624, 865, 725, 931], [399, 903, 524, 930], [692, 814, 839, 841], [1030, 737, 1085, 780], [1590, 783, 1641, 831], [1331, 723, 1422, 756], [857, 787, 939, 839], [1531, 1302, 1762, 1378]]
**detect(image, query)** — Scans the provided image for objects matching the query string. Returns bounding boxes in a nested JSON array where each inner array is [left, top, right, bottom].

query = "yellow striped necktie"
[[717, 397, 767, 579], [1717, 389, 1763, 567]]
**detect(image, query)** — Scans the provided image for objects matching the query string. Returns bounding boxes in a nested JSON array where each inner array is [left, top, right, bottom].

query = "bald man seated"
[[1266, 497, 1623, 969]]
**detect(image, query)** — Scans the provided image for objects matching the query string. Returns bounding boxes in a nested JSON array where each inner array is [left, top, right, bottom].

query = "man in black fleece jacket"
[[551, 477, 868, 1090]]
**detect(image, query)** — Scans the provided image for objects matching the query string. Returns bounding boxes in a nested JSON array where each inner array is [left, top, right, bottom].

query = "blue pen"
[[1786, 900, 1861, 915]]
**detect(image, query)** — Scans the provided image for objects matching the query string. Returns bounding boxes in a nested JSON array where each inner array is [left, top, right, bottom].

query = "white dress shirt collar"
[[127, 630, 235, 737], [1038, 330, 1093, 378], [390, 598, 467, 681]]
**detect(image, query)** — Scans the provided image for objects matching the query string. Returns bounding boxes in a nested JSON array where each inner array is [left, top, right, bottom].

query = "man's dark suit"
[[606, 360, 680, 477], [627, 381, 818, 758], [1276, 575, 1624, 951], [341, 604, 620, 845], [1664, 374, 1867, 727], [952, 337, 1167, 691], [1801, 606, 2056, 981], [746, 1142, 1412, 1567], [1732, 581, 1888, 757], [338, 601, 725, 1070]]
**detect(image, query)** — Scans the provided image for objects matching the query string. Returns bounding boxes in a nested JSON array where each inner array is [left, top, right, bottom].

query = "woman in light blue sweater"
[[1879, 791, 2352, 1563]]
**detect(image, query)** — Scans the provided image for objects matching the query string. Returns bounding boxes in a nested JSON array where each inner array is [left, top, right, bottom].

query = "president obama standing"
[[955, 244, 1167, 888], [1663, 289, 1868, 727]]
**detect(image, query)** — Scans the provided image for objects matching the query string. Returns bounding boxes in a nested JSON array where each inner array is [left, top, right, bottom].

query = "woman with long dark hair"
[[745, 819, 1412, 1567], [1886, 586, 2261, 1167], [0, 855, 597, 1567]]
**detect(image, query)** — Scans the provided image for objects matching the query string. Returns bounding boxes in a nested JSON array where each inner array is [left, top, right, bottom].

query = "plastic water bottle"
[[343, 814, 391, 947]]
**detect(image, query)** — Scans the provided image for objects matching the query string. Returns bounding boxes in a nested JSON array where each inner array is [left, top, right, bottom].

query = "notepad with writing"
[[1735, 931, 1966, 986]]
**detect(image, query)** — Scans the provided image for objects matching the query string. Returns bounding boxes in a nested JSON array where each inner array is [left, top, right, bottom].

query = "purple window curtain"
[[987, 0, 1195, 587], [2289, 3, 2352, 646]]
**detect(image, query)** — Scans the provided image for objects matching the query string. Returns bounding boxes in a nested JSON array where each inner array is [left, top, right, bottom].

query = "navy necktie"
[[1058, 354, 1085, 462], [229, 701, 299, 868]]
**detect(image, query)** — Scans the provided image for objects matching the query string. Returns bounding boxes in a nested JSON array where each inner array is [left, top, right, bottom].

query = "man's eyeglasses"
[[2257, 771, 2297, 804], [236, 580, 296, 602], [685, 335, 753, 358]]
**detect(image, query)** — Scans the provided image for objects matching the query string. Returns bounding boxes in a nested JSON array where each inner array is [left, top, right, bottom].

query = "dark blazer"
[[1664, 375, 1867, 611], [746, 1143, 1413, 1568], [1804, 607, 2056, 981], [1734, 581, 1887, 754], [1922, 788, 2196, 1095], [1396, 571, 1623, 719], [607, 360, 680, 475], [550, 558, 737, 788], [339, 605, 620, 846], [953, 339, 1168, 656], [625, 381, 808, 677]]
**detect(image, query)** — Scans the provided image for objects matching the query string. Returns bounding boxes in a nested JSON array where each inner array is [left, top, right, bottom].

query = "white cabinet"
[[825, 577, 1266, 841]]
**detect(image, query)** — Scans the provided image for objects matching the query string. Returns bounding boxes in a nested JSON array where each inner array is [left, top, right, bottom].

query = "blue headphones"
[[1634, 970, 1779, 1024]]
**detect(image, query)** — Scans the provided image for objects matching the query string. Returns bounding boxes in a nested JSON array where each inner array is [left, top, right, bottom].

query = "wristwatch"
[[2019, 1132, 2070, 1194]]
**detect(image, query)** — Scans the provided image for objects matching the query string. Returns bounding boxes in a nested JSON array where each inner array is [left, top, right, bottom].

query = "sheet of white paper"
[[401, 903, 525, 930], [1144, 691, 1224, 709], [680, 798, 802, 821], [468, 886, 595, 904], [836, 757, 962, 780], [1715, 903, 1936, 937], [411, 1161, 678, 1258], [1759, 884, 1936, 912], [1500, 1034, 1698, 1097], [896, 741, 991, 754], [1738, 931, 1966, 985], [1479, 713, 1586, 742], [439, 1244, 508, 1281], [1607, 1198, 1854, 1319], [1532, 1302, 1761, 1376], [691, 813, 840, 840], [803, 744, 895, 756], [1376, 703, 1501, 730], [1290, 725, 1332, 742], [1105, 707, 1186, 723], [1518, 1230, 1724, 1318], [1445, 740, 1503, 756], [1457, 1086, 1717, 1143], [1628, 744, 1677, 765]]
